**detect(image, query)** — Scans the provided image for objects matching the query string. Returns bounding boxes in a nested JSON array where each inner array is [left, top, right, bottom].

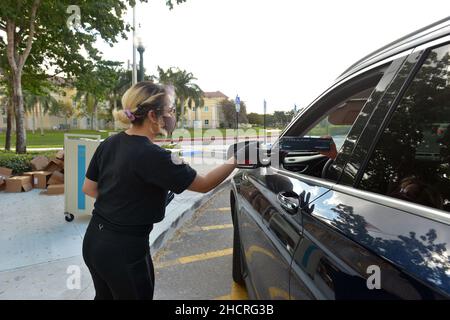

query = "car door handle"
[[277, 191, 299, 215], [299, 191, 315, 215]]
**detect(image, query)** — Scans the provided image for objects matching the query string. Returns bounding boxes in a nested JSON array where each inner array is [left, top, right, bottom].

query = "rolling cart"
[[64, 134, 101, 222]]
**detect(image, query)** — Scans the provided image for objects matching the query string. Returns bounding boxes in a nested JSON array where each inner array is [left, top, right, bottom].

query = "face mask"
[[162, 114, 176, 134]]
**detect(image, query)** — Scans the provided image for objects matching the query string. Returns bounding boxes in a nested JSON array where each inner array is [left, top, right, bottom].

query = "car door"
[[236, 165, 305, 299], [237, 50, 409, 300], [290, 41, 450, 299], [237, 161, 331, 299], [286, 51, 416, 299]]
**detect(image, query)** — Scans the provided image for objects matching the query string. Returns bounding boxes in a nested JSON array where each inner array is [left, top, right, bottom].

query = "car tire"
[[232, 210, 245, 284]]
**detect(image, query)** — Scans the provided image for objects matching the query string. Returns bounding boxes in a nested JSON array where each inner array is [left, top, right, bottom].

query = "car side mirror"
[[227, 140, 271, 169]]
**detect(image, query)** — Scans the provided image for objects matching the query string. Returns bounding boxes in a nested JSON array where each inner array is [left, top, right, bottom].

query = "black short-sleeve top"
[[85, 131, 197, 225]]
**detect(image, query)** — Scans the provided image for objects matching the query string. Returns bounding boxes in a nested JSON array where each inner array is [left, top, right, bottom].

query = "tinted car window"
[[358, 43, 450, 213], [337, 52, 422, 185]]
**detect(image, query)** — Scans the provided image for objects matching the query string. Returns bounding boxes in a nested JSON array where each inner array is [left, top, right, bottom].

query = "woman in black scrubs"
[[82, 81, 237, 300]]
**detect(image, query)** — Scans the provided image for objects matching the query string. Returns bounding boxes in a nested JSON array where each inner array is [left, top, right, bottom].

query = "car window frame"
[[270, 50, 412, 187], [339, 37, 450, 225], [323, 57, 409, 183], [336, 50, 425, 186]]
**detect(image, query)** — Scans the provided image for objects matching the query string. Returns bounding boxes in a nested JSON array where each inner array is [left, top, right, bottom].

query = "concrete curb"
[[150, 180, 231, 254]]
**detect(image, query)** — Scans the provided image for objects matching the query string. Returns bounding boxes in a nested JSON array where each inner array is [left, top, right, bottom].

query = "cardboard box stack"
[[42, 150, 65, 195], [5, 175, 33, 193], [0, 150, 65, 194], [30, 155, 49, 171], [23, 171, 52, 189], [0, 167, 13, 191]]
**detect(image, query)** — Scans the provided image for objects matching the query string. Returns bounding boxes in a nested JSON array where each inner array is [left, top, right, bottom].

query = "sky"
[[96, 0, 450, 114]]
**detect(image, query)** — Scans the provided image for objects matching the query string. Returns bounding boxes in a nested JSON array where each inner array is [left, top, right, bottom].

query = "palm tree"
[[74, 91, 98, 130], [23, 89, 62, 135], [0, 80, 14, 150], [108, 69, 132, 125], [157, 67, 204, 128]]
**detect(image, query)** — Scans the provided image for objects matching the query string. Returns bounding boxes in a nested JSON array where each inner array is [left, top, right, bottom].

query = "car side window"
[[302, 99, 361, 150], [277, 63, 396, 180], [358, 43, 450, 213]]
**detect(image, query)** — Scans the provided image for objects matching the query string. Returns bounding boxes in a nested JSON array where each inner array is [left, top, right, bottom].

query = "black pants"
[[82, 214, 155, 300]]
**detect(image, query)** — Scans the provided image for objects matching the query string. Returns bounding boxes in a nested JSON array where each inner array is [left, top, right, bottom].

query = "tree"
[[270, 110, 296, 128], [157, 66, 204, 128], [273, 111, 287, 127], [0, 72, 13, 150], [74, 61, 120, 130], [0, 42, 52, 148], [247, 110, 294, 128], [108, 69, 132, 119], [0, 0, 187, 153], [218, 99, 248, 128], [359, 48, 450, 203], [329, 203, 450, 297], [247, 112, 264, 126], [23, 86, 63, 134], [106, 67, 154, 126]]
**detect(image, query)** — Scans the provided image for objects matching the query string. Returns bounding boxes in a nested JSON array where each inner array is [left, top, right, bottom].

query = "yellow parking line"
[[230, 282, 249, 300], [206, 207, 231, 212], [200, 224, 233, 231], [246, 245, 276, 262], [268, 287, 290, 300], [155, 248, 233, 269], [213, 282, 249, 300]]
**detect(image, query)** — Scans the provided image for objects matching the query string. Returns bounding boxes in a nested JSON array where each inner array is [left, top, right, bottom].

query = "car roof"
[[337, 16, 450, 82]]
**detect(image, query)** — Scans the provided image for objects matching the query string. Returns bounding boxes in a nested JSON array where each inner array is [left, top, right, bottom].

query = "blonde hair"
[[113, 81, 171, 126]]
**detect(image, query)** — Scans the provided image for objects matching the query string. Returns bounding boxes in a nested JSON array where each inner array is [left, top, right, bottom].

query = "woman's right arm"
[[188, 157, 236, 193], [82, 177, 98, 199]]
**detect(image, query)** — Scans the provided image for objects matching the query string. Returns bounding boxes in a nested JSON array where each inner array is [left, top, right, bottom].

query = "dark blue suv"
[[230, 17, 450, 299]]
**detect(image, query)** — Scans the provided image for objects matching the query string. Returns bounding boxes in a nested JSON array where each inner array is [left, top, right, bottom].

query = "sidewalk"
[[0, 156, 227, 299]]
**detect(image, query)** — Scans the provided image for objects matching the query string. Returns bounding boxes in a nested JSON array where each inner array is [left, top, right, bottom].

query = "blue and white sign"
[[235, 95, 241, 112]]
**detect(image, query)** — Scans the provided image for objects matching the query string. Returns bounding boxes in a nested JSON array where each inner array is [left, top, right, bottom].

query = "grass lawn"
[[0, 127, 280, 149], [0, 129, 114, 149]]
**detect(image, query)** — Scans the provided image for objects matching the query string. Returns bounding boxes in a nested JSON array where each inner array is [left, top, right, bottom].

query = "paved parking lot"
[[154, 186, 248, 300]]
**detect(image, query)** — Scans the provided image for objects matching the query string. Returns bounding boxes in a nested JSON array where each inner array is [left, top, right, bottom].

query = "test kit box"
[[23, 171, 52, 189], [30, 156, 50, 171], [5, 176, 33, 193], [0, 167, 13, 191], [48, 171, 64, 185], [46, 158, 64, 173], [46, 184, 64, 195]]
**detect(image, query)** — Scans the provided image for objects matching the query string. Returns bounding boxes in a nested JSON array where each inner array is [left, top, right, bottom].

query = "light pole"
[[235, 95, 240, 142], [137, 38, 145, 82], [263, 99, 267, 144], [132, 6, 137, 85]]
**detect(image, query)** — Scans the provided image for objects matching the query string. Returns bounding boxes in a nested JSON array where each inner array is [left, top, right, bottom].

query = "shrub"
[[0, 151, 56, 174], [161, 143, 179, 149]]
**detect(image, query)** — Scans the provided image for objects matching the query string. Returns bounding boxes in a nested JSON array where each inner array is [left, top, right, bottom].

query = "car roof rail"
[[339, 16, 450, 77]]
